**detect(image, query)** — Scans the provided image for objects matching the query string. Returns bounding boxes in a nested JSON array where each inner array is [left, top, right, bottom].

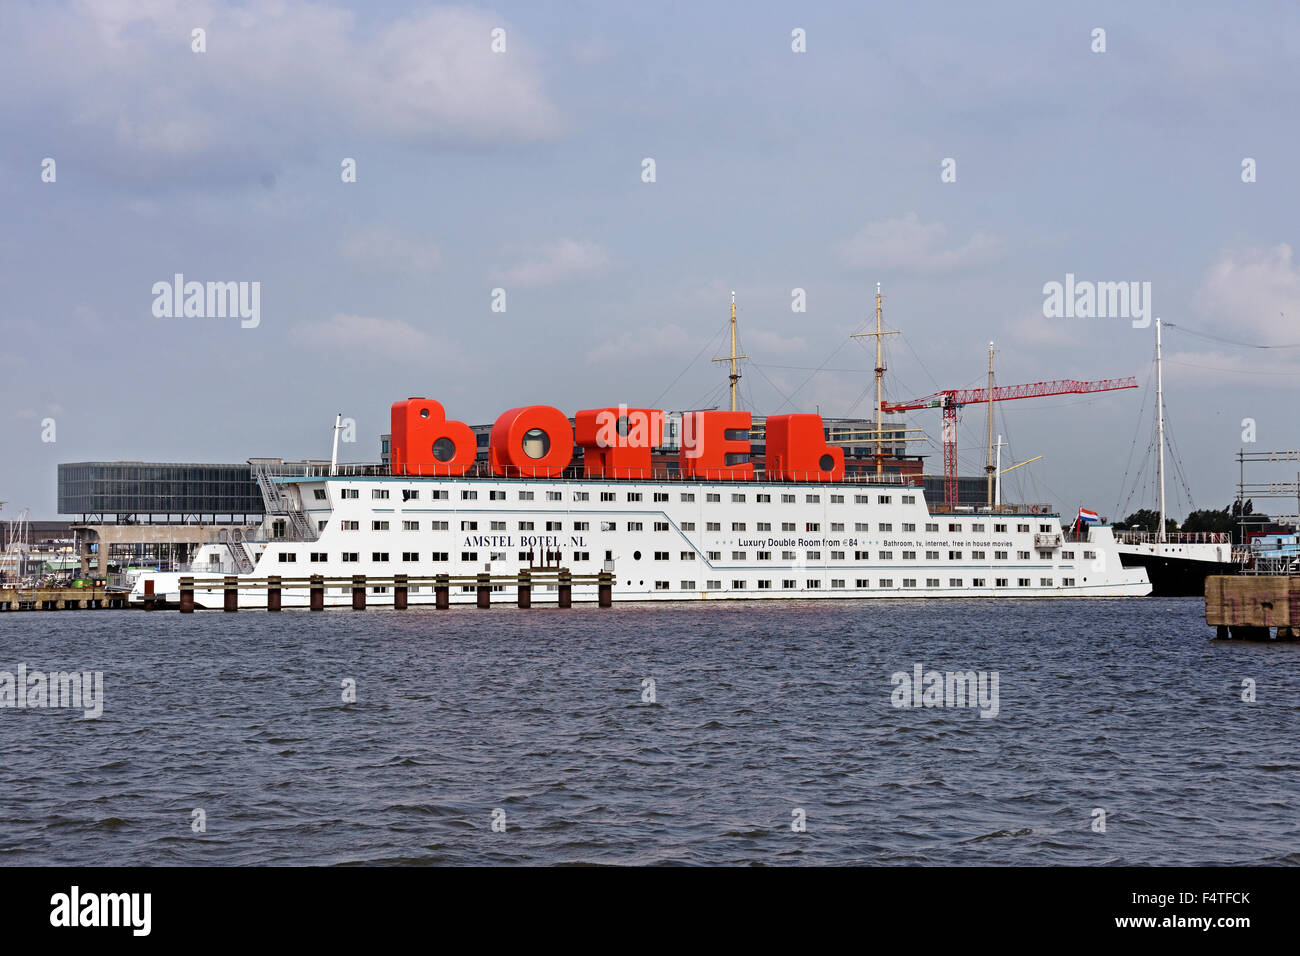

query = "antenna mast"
[[850, 282, 899, 475], [712, 291, 747, 412], [1156, 317, 1166, 542], [985, 342, 996, 508]]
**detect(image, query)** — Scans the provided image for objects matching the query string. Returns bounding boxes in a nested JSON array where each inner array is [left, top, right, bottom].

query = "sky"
[[2, 0, 1299, 521]]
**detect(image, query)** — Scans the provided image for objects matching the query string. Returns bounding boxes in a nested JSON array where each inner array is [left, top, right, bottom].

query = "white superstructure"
[[130, 471, 1151, 607]]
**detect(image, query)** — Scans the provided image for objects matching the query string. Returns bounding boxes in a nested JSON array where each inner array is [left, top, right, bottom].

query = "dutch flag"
[[1077, 508, 1100, 524]]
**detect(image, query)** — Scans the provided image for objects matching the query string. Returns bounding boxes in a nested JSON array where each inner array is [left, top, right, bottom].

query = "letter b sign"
[[390, 399, 477, 476]]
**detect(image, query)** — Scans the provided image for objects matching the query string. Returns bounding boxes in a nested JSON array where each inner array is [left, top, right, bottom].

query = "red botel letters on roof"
[[574, 407, 664, 479], [764, 413, 845, 482], [390, 398, 477, 476], [489, 405, 575, 477], [390, 398, 851, 483], [678, 410, 754, 481]]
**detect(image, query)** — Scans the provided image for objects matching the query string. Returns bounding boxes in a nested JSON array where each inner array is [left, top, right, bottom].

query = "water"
[[0, 598, 1296, 865]]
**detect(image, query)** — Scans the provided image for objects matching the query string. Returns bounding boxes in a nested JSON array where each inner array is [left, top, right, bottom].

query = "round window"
[[522, 427, 551, 459], [819, 454, 834, 470], [419, 407, 430, 419], [432, 438, 456, 462], [633, 550, 642, 560]]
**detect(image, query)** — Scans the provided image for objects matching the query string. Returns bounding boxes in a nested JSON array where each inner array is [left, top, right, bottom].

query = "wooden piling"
[[394, 574, 408, 610], [352, 575, 366, 610], [435, 574, 450, 609], [223, 576, 238, 612], [310, 575, 324, 611], [179, 576, 194, 613], [267, 575, 282, 612], [558, 569, 572, 609], [517, 570, 531, 608], [598, 571, 612, 608], [143, 578, 156, 611], [477, 573, 491, 608]]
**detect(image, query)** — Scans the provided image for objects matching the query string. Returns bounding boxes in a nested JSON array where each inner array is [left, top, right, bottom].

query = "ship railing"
[[273, 462, 927, 485], [1114, 531, 1231, 545], [178, 560, 244, 576], [927, 503, 1054, 515]]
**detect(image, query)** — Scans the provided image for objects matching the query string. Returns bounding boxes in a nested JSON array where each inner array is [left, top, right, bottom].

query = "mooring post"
[[394, 574, 408, 610], [223, 576, 238, 612], [435, 574, 450, 609], [517, 569, 531, 609], [143, 578, 156, 611], [267, 575, 282, 612], [309, 575, 324, 611], [179, 576, 194, 614], [352, 574, 366, 610], [558, 569, 572, 609], [598, 570, 612, 608], [477, 573, 491, 609]]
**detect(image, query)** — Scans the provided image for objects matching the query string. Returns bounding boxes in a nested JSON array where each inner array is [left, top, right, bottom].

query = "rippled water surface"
[[1, 598, 1296, 865]]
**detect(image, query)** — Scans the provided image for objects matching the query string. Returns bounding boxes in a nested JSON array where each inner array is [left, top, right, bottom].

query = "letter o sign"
[[489, 405, 574, 477]]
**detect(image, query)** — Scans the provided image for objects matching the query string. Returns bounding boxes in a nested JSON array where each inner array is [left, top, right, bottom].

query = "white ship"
[[127, 292, 1154, 607], [128, 462, 1150, 608]]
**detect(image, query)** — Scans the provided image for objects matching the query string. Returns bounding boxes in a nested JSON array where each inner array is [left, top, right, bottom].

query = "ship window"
[[521, 428, 550, 459]]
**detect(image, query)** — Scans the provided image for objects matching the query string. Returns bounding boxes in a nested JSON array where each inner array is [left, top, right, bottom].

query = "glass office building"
[[58, 462, 265, 521]]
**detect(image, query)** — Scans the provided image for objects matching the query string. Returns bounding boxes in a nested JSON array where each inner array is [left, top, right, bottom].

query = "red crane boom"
[[881, 377, 1138, 508]]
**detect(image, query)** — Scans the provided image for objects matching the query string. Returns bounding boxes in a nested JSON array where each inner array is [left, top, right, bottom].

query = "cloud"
[[744, 328, 807, 354], [294, 312, 462, 365], [339, 226, 441, 279], [496, 238, 610, 287], [1, 1, 562, 186], [836, 213, 1004, 274], [586, 322, 691, 364], [1002, 310, 1085, 350], [1198, 243, 1300, 342]]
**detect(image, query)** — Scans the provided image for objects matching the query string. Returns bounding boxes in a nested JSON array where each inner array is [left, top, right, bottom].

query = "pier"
[[0, 586, 126, 611], [175, 569, 615, 612], [1204, 575, 1300, 640]]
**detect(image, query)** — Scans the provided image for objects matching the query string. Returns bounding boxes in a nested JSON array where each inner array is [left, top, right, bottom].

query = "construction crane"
[[882, 376, 1138, 508]]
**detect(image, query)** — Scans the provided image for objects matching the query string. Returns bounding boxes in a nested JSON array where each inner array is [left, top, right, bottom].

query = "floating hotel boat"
[[128, 293, 1152, 608]]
